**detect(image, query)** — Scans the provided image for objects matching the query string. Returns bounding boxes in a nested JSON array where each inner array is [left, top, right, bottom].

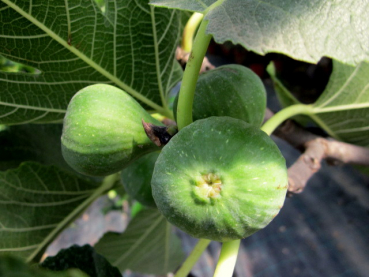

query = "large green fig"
[[151, 116, 287, 242], [174, 64, 266, 126], [61, 84, 162, 176], [121, 151, 159, 207]]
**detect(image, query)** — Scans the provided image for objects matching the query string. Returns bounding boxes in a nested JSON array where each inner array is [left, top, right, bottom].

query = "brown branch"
[[270, 113, 369, 194], [287, 138, 326, 193], [176, 46, 215, 73]]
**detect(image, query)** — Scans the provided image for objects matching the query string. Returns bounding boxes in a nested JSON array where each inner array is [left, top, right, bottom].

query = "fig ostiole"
[[173, 64, 266, 127], [61, 84, 162, 176], [121, 151, 159, 208], [151, 116, 288, 242]]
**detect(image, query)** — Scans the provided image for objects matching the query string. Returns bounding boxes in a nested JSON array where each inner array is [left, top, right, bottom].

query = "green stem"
[[176, 19, 212, 130], [261, 104, 313, 136], [213, 240, 241, 277], [175, 239, 211, 277], [181, 12, 204, 52]]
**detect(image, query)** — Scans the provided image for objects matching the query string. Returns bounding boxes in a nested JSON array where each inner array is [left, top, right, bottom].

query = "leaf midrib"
[[315, 63, 362, 108], [313, 102, 369, 113], [2, 0, 167, 115]]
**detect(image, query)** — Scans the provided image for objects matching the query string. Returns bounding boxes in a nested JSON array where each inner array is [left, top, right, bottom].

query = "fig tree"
[[61, 84, 162, 176], [151, 116, 287, 242]]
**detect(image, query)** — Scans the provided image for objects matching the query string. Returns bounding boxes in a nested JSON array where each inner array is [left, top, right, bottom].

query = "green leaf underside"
[[0, 0, 182, 124], [95, 209, 184, 275], [0, 162, 99, 262], [269, 60, 369, 147], [41, 245, 121, 277], [0, 124, 69, 171], [266, 63, 300, 109], [0, 255, 89, 277], [267, 63, 315, 128], [312, 60, 369, 147], [150, 0, 369, 65]]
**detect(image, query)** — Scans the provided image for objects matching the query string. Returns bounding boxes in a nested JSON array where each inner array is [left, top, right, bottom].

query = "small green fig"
[[121, 151, 159, 207], [61, 84, 162, 176], [174, 64, 266, 126], [151, 117, 287, 242]]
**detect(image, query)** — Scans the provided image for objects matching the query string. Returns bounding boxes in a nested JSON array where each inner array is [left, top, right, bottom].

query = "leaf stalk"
[[261, 104, 313, 135], [181, 12, 204, 52], [176, 19, 212, 130], [174, 239, 211, 277]]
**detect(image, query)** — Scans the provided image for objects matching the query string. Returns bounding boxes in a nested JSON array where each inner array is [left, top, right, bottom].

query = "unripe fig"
[[61, 84, 162, 176], [174, 64, 266, 126], [151, 117, 287, 242], [121, 151, 159, 207]]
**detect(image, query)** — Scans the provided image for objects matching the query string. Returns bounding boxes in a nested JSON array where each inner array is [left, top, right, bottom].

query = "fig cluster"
[[61, 65, 287, 241]]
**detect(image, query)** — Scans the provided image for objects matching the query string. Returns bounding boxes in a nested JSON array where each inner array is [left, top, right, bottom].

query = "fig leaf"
[[0, 0, 182, 124], [269, 60, 369, 147], [0, 255, 88, 277], [0, 162, 101, 262], [150, 0, 369, 65], [95, 209, 184, 275]]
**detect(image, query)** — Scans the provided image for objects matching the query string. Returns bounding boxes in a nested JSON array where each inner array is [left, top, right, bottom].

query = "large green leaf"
[[311, 61, 369, 146], [0, 0, 182, 124], [268, 60, 369, 147], [95, 209, 184, 275], [0, 255, 88, 277], [0, 124, 66, 171], [0, 162, 115, 263], [150, 0, 369, 65], [41, 245, 121, 277]]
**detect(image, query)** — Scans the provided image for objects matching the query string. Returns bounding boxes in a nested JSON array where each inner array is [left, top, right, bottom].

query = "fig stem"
[[176, 18, 212, 130], [261, 104, 313, 135], [213, 239, 241, 277], [174, 239, 211, 277], [181, 12, 204, 52]]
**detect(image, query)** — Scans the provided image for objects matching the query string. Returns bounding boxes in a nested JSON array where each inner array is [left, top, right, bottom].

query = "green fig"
[[151, 116, 287, 242], [61, 84, 162, 176], [174, 64, 266, 126], [121, 151, 159, 207]]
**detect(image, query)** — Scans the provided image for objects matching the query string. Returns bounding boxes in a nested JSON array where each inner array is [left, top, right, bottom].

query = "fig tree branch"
[[272, 117, 369, 194], [176, 46, 215, 73]]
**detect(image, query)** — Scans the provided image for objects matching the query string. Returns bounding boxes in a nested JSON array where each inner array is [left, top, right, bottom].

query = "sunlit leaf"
[[269, 60, 369, 147], [0, 0, 182, 124], [311, 61, 369, 146], [151, 0, 369, 65]]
